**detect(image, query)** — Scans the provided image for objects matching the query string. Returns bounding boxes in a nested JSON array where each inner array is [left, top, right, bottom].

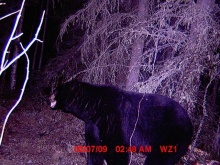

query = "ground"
[[0, 95, 87, 165], [0, 94, 146, 165]]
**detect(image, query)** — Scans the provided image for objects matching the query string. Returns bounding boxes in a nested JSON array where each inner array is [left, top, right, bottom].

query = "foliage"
[[46, 0, 137, 86]]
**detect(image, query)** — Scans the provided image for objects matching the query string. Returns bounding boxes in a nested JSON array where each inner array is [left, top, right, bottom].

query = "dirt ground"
[[0, 94, 147, 165], [0, 95, 87, 165]]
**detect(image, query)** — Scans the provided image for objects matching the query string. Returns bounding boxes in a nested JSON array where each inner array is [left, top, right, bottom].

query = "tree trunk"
[[10, 7, 25, 91], [125, 0, 148, 90], [38, 0, 49, 70], [32, 2, 42, 71], [32, 41, 38, 71]]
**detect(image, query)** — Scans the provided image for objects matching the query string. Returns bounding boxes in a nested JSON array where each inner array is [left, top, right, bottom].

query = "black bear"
[[49, 79, 193, 165]]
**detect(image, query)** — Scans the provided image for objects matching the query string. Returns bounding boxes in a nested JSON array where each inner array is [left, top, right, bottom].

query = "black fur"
[[50, 80, 193, 165]]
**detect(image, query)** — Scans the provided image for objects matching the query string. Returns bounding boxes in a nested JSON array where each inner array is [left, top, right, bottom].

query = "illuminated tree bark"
[[125, 0, 148, 90]]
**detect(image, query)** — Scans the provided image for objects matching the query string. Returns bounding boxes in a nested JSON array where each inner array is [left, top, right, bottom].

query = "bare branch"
[[0, 10, 45, 73], [129, 93, 145, 165], [0, 3, 6, 6], [0, 43, 30, 145], [11, 33, 23, 40], [0, 1, 45, 145], [0, 10, 20, 21], [0, 0, 25, 71]]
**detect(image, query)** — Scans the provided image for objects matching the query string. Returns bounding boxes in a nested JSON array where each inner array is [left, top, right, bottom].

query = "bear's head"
[[49, 92, 57, 109], [49, 85, 67, 110]]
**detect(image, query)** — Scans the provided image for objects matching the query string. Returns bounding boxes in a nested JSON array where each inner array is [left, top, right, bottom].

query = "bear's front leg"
[[85, 123, 104, 165]]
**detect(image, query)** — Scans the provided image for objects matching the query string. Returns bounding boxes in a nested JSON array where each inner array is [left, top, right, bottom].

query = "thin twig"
[[0, 10, 20, 21], [129, 93, 145, 165]]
